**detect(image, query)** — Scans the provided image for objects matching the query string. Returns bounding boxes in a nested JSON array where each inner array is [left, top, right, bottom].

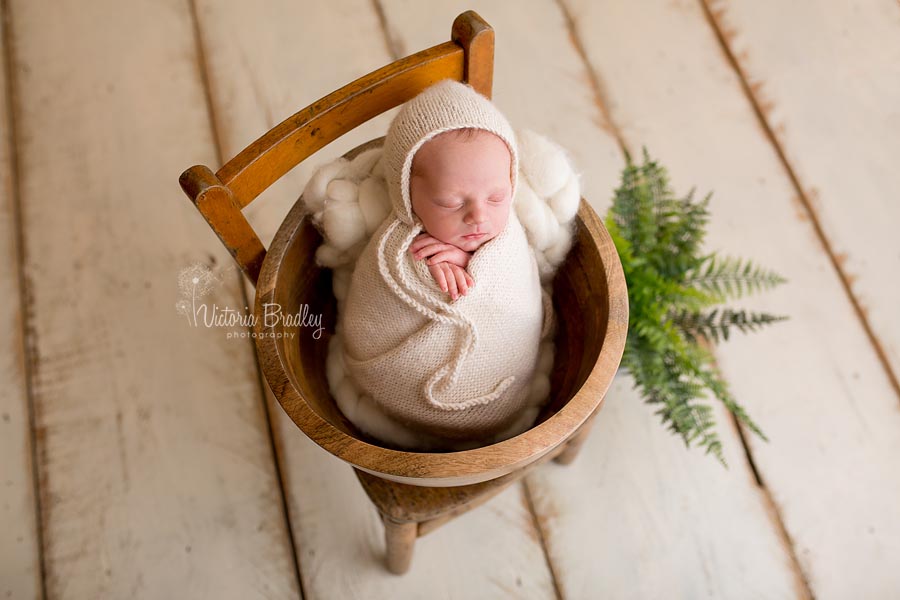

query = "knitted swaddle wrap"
[[342, 210, 545, 440], [340, 80, 547, 444]]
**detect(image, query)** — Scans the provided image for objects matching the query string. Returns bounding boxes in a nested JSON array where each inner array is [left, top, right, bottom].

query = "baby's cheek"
[[434, 216, 463, 241]]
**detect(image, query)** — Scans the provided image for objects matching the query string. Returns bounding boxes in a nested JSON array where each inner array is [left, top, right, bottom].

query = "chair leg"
[[383, 516, 418, 574], [553, 416, 596, 465]]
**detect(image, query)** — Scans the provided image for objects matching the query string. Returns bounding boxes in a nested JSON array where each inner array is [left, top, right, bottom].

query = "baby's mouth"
[[462, 232, 487, 240]]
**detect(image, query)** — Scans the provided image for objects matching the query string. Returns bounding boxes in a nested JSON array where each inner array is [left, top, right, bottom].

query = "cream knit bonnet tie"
[[380, 79, 520, 411]]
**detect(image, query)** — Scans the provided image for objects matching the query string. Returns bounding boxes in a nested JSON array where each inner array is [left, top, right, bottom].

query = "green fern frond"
[[686, 255, 788, 301], [670, 308, 790, 344], [605, 148, 788, 468]]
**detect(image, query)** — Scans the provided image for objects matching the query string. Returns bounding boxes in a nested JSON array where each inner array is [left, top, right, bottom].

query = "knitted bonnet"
[[383, 79, 519, 226]]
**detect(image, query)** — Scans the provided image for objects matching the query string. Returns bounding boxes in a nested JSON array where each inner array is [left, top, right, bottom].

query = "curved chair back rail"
[[179, 10, 494, 287], [253, 138, 628, 487]]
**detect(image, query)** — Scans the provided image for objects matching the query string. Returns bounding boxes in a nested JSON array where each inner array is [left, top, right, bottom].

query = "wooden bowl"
[[253, 138, 628, 487]]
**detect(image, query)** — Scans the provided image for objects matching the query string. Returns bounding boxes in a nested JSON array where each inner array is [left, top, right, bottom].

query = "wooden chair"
[[179, 10, 628, 575]]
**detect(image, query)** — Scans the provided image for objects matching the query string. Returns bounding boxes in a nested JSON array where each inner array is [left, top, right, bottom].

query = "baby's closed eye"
[[434, 199, 463, 209]]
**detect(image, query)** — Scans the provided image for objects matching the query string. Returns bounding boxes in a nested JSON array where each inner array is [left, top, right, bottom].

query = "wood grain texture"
[[8, 0, 298, 596], [0, 6, 41, 597], [565, 0, 900, 596], [380, 0, 801, 596], [450, 9, 494, 97], [382, 517, 417, 574], [193, 0, 567, 594], [704, 0, 900, 392]]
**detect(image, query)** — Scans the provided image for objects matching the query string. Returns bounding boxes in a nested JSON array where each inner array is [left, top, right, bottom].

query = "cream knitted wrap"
[[340, 208, 549, 443]]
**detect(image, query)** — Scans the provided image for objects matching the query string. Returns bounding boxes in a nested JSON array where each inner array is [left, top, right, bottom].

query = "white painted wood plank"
[[8, 0, 299, 597], [195, 0, 557, 595], [565, 0, 900, 596], [0, 8, 41, 598], [707, 0, 900, 380], [379, 1, 799, 597]]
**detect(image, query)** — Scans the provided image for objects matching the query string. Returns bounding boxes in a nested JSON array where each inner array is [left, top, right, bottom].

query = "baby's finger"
[[443, 264, 458, 299], [425, 249, 462, 265], [413, 235, 443, 250], [415, 243, 454, 261], [453, 267, 469, 296], [408, 234, 437, 253], [465, 271, 475, 288], [431, 264, 448, 292]]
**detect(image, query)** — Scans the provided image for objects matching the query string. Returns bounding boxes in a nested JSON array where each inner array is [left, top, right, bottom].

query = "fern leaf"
[[670, 308, 790, 344], [685, 255, 788, 301]]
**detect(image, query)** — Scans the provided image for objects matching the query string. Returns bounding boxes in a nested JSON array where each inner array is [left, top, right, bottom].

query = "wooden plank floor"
[[1, 1, 897, 598]]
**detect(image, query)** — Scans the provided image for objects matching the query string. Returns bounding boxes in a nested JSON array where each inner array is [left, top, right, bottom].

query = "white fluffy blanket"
[[302, 129, 581, 451]]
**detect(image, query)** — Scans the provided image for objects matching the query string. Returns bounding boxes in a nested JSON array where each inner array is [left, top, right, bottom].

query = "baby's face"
[[409, 130, 512, 252]]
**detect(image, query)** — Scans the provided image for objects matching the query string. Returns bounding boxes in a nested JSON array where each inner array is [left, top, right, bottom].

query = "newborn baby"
[[321, 80, 562, 452]]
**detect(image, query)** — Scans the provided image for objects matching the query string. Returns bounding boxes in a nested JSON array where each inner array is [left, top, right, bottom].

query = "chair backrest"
[[179, 10, 495, 286]]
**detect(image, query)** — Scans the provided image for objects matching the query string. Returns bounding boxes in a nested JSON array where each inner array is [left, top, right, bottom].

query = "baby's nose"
[[465, 205, 488, 224]]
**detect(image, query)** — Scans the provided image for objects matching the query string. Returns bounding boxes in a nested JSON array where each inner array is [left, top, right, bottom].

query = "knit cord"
[[375, 217, 515, 411]]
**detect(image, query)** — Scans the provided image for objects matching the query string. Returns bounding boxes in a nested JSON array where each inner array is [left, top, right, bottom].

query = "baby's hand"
[[427, 262, 474, 301], [409, 233, 471, 268], [410, 233, 474, 300]]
